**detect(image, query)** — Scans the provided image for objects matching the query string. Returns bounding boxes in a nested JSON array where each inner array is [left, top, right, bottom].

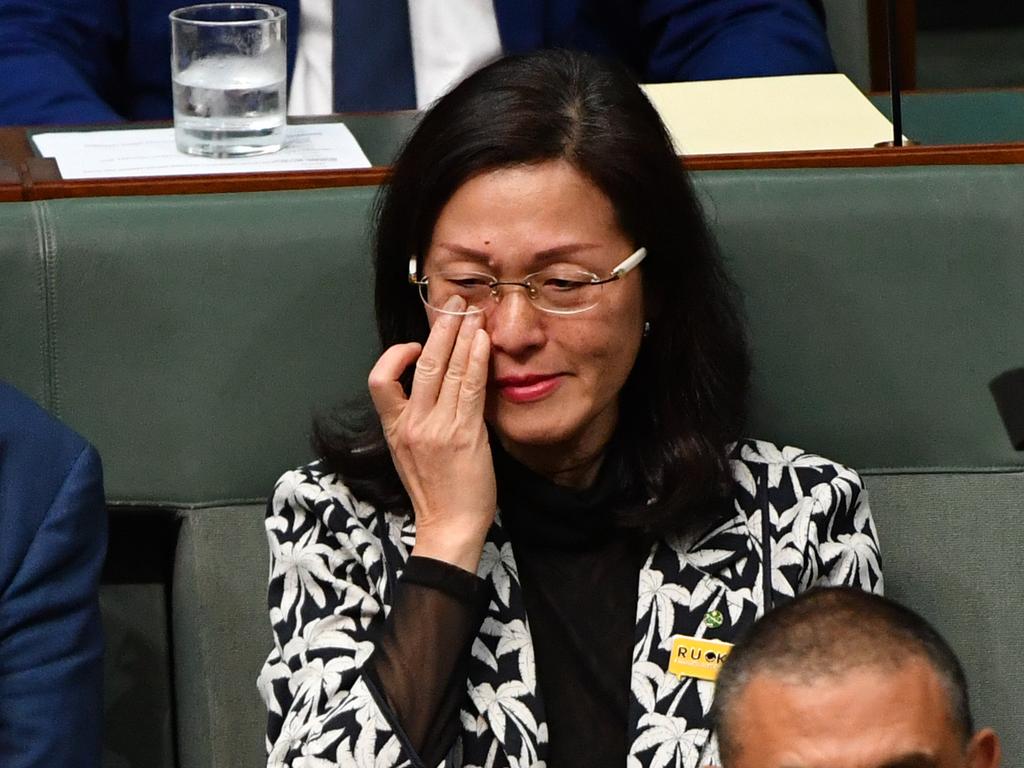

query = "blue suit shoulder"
[[0, 382, 101, 533], [0, 382, 106, 768]]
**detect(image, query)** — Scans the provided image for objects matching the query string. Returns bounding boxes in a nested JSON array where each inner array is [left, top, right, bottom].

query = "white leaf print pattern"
[[630, 661, 662, 712], [741, 441, 828, 491], [260, 440, 883, 768], [483, 618, 536, 694], [478, 542, 517, 607], [292, 756, 335, 768], [636, 570, 691, 659], [471, 636, 500, 673], [630, 714, 701, 768], [730, 458, 757, 499], [630, 660, 685, 713], [764, 529, 805, 599], [281, 613, 358, 661], [820, 530, 882, 586], [272, 525, 338, 614], [335, 581, 381, 631], [469, 682, 540, 764], [695, 679, 716, 716]]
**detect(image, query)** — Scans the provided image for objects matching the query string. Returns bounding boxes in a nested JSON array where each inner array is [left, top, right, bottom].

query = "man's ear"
[[966, 728, 1001, 768]]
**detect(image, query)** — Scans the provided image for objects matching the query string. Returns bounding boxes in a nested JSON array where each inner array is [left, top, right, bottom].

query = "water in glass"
[[173, 53, 285, 157]]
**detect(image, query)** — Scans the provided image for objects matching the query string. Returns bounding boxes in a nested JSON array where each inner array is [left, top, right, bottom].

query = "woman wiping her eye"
[[258, 49, 883, 768]]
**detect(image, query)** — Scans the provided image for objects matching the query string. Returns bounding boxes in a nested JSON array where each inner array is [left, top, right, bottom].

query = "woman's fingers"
[[369, 303, 496, 574], [408, 296, 466, 411], [457, 328, 491, 421], [368, 342, 422, 426], [372, 297, 489, 432], [436, 309, 484, 411]]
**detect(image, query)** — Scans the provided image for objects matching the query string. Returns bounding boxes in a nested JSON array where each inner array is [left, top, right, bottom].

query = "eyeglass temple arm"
[[410, 248, 646, 283], [610, 247, 648, 278]]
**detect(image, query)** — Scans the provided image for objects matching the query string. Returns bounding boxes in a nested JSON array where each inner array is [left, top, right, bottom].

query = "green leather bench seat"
[[1, 190, 378, 504], [1, 164, 1021, 767], [709, 164, 1022, 470]]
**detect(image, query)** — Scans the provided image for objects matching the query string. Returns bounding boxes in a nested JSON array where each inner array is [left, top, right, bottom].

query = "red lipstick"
[[494, 373, 562, 403]]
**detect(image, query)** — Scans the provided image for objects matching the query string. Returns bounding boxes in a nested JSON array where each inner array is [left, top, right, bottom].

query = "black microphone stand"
[[887, 0, 904, 147]]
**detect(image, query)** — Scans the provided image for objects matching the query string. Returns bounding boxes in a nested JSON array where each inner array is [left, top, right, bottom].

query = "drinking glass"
[[170, 3, 287, 157]]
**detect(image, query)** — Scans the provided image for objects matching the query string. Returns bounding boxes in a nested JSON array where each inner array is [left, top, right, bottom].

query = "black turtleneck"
[[368, 445, 649, 767], [495, 446, 650, 768]]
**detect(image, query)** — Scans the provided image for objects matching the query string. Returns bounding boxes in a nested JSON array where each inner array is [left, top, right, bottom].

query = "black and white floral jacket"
[[258, 439, 883, 768]]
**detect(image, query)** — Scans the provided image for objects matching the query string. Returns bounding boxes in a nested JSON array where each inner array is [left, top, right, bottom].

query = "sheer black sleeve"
[[368, 555, 489, 765]]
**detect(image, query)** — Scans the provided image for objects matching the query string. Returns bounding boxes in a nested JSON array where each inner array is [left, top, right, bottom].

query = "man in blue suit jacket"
[[0, 382, 106, 768], [0, 0, 834, 125]]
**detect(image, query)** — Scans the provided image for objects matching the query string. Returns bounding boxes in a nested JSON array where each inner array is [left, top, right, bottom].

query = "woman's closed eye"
[[536, 270, 598, 291], [443, 273, 494, 289], [540, 276, 592, 291]]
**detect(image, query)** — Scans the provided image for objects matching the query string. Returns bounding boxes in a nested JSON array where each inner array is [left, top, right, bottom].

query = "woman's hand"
[[368, 297, 494, 573]]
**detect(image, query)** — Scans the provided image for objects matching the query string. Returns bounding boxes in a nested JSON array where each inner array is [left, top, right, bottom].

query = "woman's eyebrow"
[[532, 243, 602, 259], [434, 242, 603, 264], [434, 243, 490, 262]]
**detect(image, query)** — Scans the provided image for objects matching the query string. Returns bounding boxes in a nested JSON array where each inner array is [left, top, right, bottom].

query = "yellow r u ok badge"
[[668, 636, 733, 682]]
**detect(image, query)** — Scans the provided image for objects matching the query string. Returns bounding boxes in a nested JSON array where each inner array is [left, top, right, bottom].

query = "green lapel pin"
[[704, 609, 724, 629]]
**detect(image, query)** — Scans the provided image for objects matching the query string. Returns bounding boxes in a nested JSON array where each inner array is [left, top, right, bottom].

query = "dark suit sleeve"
[[0, 443, 107, 768], [0, 0, 126, 125], [637, 0, 836, 82]]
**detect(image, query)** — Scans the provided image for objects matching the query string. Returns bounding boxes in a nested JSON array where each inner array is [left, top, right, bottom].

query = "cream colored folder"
[[642, 73, 903, 155]]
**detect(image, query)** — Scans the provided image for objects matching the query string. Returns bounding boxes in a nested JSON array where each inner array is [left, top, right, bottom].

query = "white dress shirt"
[[288, 0, 503, 115]]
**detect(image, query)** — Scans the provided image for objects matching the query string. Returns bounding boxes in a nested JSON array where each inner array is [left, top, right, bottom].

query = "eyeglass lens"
[[421, 269, 604, 314]]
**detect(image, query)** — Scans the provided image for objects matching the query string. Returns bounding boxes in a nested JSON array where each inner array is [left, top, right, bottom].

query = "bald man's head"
[[712, 588, 1000, 768]]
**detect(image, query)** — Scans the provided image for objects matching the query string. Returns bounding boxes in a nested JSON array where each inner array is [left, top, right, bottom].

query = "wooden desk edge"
[[0, 161, 22, 201], [23, 166, 393, 200], [684, 143, 1024, 170], [9, 139, 1024, 200]]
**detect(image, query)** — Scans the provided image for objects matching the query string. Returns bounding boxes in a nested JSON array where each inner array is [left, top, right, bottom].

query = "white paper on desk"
[[642, 73, 906, 155], [30, 124, 372, 179]]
